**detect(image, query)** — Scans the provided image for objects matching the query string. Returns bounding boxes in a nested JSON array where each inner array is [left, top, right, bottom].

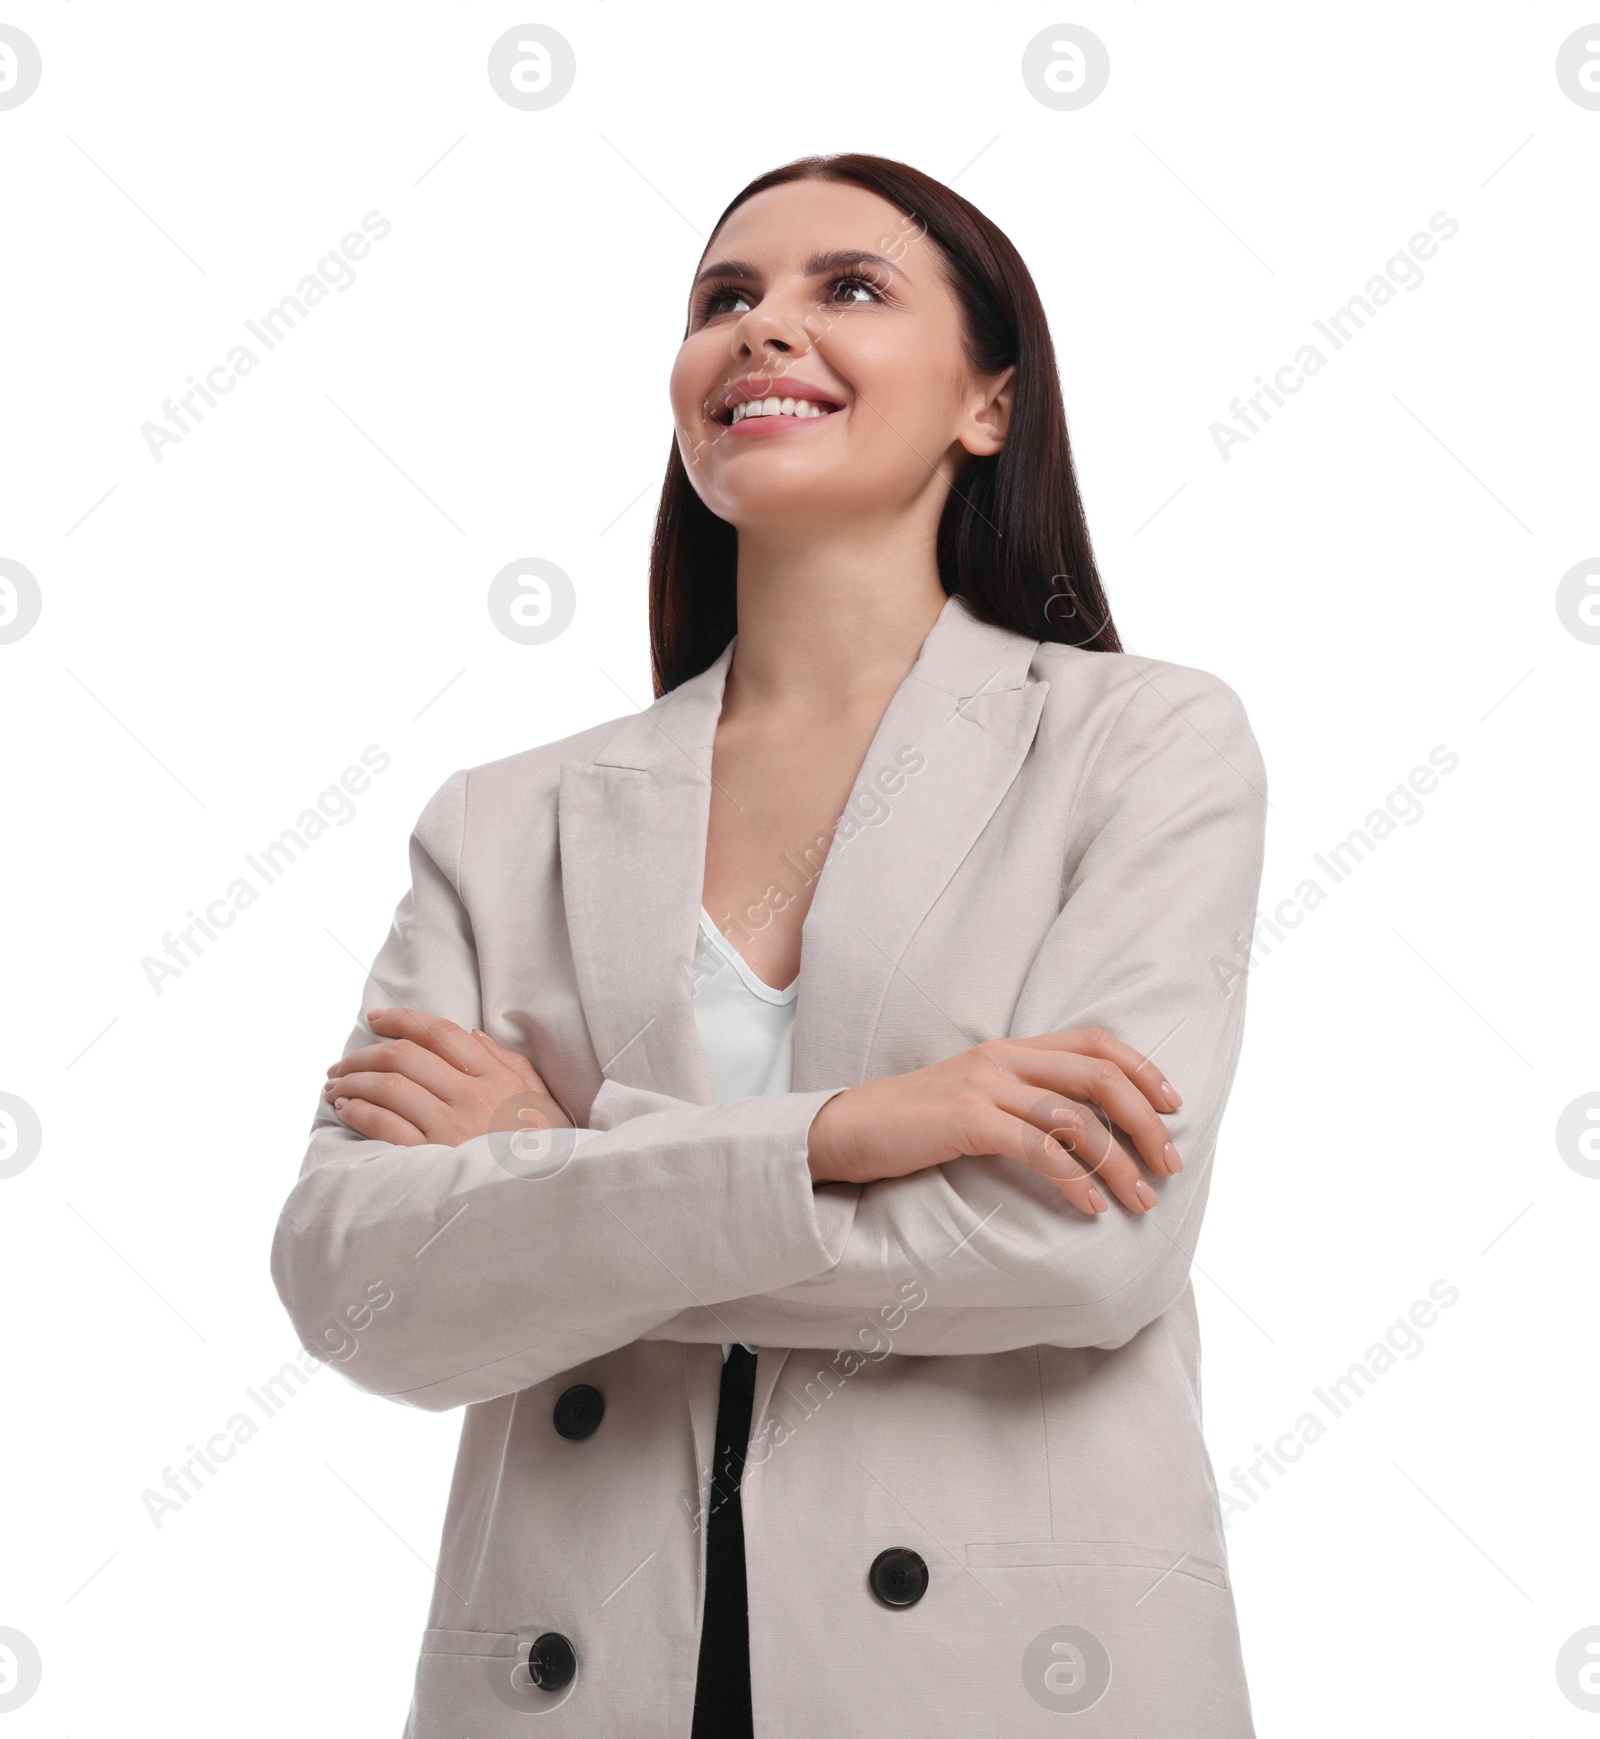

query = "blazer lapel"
[[558, 642, 735, 1107], [788, 595, 1046, 1093]]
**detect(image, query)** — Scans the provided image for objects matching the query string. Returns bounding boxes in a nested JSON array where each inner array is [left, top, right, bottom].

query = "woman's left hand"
[[323, 1007, 572, 1147]]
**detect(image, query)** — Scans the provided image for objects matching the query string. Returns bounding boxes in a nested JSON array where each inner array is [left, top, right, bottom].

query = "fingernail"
[[333, 1097, 349, 1110], [1162, 1081, 1182, 1107], [1135, 1180, 1160, 1210], [1164, 1142, 1183, 1172], [367, 1008, 387, 1020], [1087, 1187, 1107, 1213]]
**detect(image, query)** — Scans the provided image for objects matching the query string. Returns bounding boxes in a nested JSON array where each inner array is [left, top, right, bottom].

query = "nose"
[[730, 293, 813, 366]]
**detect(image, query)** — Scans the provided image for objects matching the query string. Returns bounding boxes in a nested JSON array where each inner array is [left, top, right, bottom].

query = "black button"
[[527, 1631, 576, 1691], [869, 1546, 929, 1608], [552, 1383, 604, 1440]]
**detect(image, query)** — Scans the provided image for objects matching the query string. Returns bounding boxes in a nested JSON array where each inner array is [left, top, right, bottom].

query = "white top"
[[692, 909, 797, 1099], [691, 909, 797, 1363]]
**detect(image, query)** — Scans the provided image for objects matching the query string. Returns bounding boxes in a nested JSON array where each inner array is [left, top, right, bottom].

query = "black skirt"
[[690, 1343, 758, 1738]]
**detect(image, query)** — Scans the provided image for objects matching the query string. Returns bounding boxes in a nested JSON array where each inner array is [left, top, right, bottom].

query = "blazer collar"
[[558, 594, 1047, 1103]]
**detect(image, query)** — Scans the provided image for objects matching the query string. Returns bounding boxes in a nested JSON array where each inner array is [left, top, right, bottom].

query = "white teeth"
[[729, 396, 833, 423]]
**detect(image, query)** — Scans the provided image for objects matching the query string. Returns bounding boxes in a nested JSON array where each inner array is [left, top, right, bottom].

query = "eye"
[[827, 272, 884, 306], [697, 281, 754, 319]]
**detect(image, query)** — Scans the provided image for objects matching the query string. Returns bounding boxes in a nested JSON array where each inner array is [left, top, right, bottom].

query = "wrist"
[[806, 1089, 854, 1185]]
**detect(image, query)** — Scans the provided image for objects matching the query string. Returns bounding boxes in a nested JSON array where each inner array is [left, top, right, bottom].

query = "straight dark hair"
[[648, 152, 1120, 696]]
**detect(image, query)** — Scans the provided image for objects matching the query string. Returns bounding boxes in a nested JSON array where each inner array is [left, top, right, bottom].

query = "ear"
[[958, 365, 1017, 457]]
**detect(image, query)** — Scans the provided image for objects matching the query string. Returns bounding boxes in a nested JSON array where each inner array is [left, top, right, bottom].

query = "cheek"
[[666, 358, 694, 425], [669, 335, 723, 427], [831, 327, 964, 450]]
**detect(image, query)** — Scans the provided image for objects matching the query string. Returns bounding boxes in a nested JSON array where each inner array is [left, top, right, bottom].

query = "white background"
[[1, 3, 1596, 1733]]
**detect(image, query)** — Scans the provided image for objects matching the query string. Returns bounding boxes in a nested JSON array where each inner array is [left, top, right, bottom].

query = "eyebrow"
[[690, 248, 908, 291]]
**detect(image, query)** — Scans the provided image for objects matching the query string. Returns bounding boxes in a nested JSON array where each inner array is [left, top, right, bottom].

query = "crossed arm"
[[321, 1006, 1185, 1217], [270, 672, 1266, 1409]]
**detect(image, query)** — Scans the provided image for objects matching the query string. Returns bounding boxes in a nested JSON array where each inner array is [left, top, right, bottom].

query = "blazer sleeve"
[[268, 769, 850, 1413], [639, 666, 1268, 1359]]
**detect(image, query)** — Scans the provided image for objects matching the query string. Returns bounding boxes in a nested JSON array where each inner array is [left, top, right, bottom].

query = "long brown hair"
[[648, 153, 1120, 696]]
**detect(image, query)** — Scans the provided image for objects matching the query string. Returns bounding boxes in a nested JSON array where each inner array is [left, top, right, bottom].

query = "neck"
[[724, 518, 948, 715]]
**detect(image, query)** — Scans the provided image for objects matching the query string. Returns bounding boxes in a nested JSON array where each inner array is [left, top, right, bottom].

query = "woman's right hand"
[[805, 1029, 1185, 1218]]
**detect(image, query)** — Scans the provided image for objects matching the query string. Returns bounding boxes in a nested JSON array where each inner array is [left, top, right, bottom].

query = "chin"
[[708, 467, 857, 524]]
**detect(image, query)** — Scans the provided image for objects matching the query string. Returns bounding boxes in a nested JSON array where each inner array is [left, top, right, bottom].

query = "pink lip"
[[715, 375, 847, 421], [722, 408, 841, 439]]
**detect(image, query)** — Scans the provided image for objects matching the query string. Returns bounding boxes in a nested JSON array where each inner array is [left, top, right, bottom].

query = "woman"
[[272, 153, 1267, 1736]]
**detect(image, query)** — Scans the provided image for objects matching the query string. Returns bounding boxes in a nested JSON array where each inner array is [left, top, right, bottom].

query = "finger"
[[1006, 1029, 1180, 1114], [328, 1037, 474, 1100], [1003, 1051, 1182, 1177], [468, 1029, 546, 1089], [329, 1093, 427, 1147], [1006, 1028, 1181, 1112], [992, 1087, 1160, 1214], [325, 1069, 449, 1135], [975, 1108, 1108, 1217], [365, 1007, 487, 1075]]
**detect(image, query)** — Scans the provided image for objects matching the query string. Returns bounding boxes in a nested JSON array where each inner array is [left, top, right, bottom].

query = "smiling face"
[[669, 178, 1014, 540]]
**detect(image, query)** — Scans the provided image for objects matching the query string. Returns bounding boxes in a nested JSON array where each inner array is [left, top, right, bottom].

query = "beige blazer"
[[271, 593, 1268, 1736]]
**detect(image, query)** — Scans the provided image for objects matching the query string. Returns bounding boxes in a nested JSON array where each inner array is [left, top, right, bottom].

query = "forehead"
[[701, 179, 923, 272]]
